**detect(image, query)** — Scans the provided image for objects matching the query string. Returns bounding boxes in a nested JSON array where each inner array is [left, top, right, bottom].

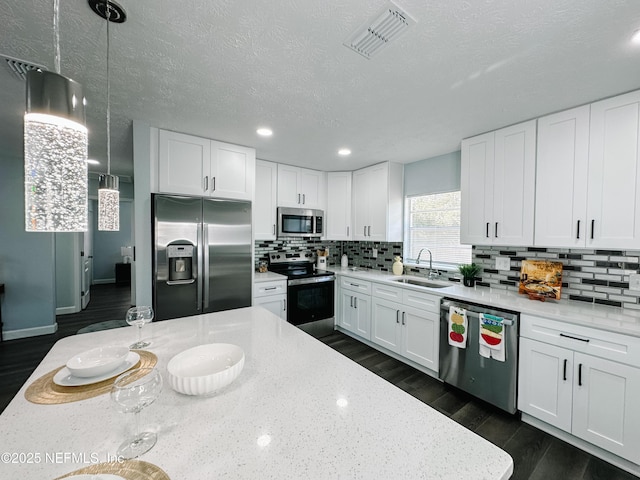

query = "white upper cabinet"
[[254, 160, 278, 240], [587, 90, 640, 249], [461, 120, 536, 246], [352, 162, 403, 242], [326, 172, 352, 241], [158, 129, 255, 201], [534, 106, 590, 247], [277, 164, 325, 209]]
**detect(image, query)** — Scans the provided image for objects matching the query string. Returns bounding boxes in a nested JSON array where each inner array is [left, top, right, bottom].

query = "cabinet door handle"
[[364, 226, 367, 237], [302, 194, 305, 204], [494, 222, 498, 238], [590, 219, 595, 240], [402, 311, 406, 326], [350, 296, 353, 308], [396, 310, 400, 324], [273, 224, 276, 235], [346, 226, 349, 237], [204, 176, 209, 191], [354, 297, 358, 309], [283, 299, 286, 311], [578, 363, 583, 386], [486, 222, 490, 238], [212, 176, 216, 191], [576, 220, 580, 240], [298, 193, 301, 204], [560, 333, 590, 343], [563, 359, 567, 381], [367, 226, 371, 237]]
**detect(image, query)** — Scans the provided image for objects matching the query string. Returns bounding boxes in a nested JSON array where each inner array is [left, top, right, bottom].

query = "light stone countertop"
[[329, 267, 640, 337], [0, 307, 513, 479], [253, 271, 287, 282]]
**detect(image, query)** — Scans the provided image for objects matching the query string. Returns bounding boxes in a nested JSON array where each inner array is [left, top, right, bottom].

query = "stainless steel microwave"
[[277, 207, 324, 238]]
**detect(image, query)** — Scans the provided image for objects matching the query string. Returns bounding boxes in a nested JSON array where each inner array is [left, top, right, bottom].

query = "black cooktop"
[[267, 251, 334, 279]]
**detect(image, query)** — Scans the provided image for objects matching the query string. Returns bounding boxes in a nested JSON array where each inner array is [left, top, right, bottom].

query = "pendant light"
[[97, 0, 120, 231], [24, 0, 88, 232]]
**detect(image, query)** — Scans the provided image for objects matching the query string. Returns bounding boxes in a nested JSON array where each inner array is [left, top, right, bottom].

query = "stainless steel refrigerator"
[[152, 194, 252, 321]]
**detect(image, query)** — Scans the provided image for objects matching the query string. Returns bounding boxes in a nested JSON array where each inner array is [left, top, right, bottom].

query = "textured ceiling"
[[1, 0, 640, 178]]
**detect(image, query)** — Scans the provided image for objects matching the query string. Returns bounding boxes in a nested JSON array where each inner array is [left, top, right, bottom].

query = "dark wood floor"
[[0, 283, 132, 413], [0, 284, 637, 479]]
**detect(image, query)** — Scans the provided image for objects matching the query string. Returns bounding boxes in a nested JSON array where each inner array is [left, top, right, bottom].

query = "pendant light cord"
[[53, 0, 60, 74], [106, 0, 111, 176]]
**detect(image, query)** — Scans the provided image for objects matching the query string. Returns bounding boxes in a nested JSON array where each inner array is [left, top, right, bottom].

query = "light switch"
[[630, 273, 640, 291], [495, 256, 511, 271]]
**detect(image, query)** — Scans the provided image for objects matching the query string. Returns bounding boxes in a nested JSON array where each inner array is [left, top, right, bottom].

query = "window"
[[404, 191, 471, 267]]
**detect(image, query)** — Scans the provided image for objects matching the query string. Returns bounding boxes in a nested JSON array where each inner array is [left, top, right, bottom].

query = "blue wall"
[[404, 150, 461, 197], [0, 153, 57, 336]]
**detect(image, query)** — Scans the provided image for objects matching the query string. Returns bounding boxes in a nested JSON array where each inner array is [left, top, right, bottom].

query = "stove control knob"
[[277, 254, 281, 259]]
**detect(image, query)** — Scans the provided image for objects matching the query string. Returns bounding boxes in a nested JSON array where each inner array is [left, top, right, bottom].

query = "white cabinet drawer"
[[341, 276, 372, 295], [254, 280, 287, 298], [372, 283, 403, 302], [521, 314, 640, 368], [402, 290, 441, 313]]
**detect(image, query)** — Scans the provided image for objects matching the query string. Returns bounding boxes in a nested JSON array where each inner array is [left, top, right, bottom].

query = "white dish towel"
[[479, 313, 505, 362], [448, 306, 467, 348]]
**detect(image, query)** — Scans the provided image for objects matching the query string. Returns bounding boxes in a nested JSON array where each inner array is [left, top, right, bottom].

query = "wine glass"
[[126, 306, 153, 349], [111, 367, 163, 459]]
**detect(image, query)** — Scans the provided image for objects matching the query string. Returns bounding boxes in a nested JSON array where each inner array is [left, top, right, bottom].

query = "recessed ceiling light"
[[632, 29, 640, 44], [338, 148, 351, 156], [257, 127, 273, 137], [87, 159, 100, 165]]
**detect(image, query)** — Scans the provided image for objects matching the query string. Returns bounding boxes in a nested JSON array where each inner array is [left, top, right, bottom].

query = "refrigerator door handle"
[[196, 223, 204, 311], [203, 223, 210, 310]]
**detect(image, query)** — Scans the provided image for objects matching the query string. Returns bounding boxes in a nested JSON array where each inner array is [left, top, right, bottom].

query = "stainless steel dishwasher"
[[439, 298, 520, 414]]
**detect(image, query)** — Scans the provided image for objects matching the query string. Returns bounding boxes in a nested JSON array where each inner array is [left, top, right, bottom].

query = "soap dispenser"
[[392, 256, 403, 275]]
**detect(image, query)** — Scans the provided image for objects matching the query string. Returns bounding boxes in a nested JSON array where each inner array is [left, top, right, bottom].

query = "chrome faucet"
[[416, 248, 438, 280]]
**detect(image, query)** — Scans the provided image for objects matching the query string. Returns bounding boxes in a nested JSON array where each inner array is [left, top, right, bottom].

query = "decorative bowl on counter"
[[66, 345, 130, 378], [167, 343, 245, 395]]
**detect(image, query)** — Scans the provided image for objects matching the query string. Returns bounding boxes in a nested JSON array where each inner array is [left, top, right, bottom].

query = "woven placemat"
[[25, 350, 157, 405], [54, 459, 170, 479]]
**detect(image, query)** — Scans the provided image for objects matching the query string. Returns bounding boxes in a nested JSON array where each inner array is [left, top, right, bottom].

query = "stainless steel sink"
[[390, 277, 451, 289]]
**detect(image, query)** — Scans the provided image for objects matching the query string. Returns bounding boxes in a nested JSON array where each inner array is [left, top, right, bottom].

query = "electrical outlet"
[[495, 256, 511, 271], [372, 248, 378, 259], [630, 273, 640, 291]]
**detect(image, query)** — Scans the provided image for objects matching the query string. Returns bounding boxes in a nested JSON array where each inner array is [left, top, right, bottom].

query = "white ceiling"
[[2, 0, 640, 179]]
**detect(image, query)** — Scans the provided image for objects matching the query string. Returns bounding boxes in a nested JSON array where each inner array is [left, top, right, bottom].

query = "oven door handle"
[[288, 276, 335, 286]]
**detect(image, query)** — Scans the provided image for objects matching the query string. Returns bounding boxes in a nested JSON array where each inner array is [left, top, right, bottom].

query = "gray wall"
[[404, 151, 461, 196], [0, 153, 57, 337], [92, 199, 133, 282]]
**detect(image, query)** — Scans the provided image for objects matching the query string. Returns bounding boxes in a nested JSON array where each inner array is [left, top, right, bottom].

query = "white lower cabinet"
[[370, 284, 440, 372], [519, 315, 640, 464], [338, 276, 372, 339], [253, 279, 287, 320]]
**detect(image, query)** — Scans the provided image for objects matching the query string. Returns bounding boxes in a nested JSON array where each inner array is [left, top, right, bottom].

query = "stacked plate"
[[54, 345, 138, 387]]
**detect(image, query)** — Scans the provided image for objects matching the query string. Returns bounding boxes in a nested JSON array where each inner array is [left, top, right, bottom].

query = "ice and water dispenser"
[[166, 244, 195, 284]]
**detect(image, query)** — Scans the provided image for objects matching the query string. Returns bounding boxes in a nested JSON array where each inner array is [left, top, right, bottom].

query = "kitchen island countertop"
[[0, 307, 512, 479]]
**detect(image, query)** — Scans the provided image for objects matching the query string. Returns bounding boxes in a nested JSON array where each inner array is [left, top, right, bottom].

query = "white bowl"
[[66, 345, 130, 378], [167, 343, 245, 395]]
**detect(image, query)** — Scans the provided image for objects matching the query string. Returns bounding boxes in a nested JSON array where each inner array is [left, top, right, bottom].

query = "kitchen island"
[[0, 307, 513, 479]]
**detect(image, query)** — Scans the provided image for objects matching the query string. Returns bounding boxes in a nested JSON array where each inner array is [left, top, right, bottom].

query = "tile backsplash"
[[472, 246, 640, 309], [255, 240, 640, 310]]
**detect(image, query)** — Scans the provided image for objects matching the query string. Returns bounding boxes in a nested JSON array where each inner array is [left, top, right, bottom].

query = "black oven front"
[[287, 276, 335, 325]]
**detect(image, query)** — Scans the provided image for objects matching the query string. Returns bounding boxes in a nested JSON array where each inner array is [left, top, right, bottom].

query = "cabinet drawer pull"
[[563, 359, 567, 381], [560, 333, 590, 343], [576, 220, 580, 240], [349, 283, 360, 287], [578, 363, 583, 386], [264, 287, 277, 291], [590, 219, 595, 240]]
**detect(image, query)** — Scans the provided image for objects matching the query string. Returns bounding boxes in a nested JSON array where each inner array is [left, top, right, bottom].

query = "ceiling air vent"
[[343, 1, 416, 59], [1, 55, 47, 80]]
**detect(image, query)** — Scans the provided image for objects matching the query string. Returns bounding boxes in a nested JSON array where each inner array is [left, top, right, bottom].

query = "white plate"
[[53, 352, 140, 387], [66, 345, 130, 378], [65, 475, 126, 480]]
